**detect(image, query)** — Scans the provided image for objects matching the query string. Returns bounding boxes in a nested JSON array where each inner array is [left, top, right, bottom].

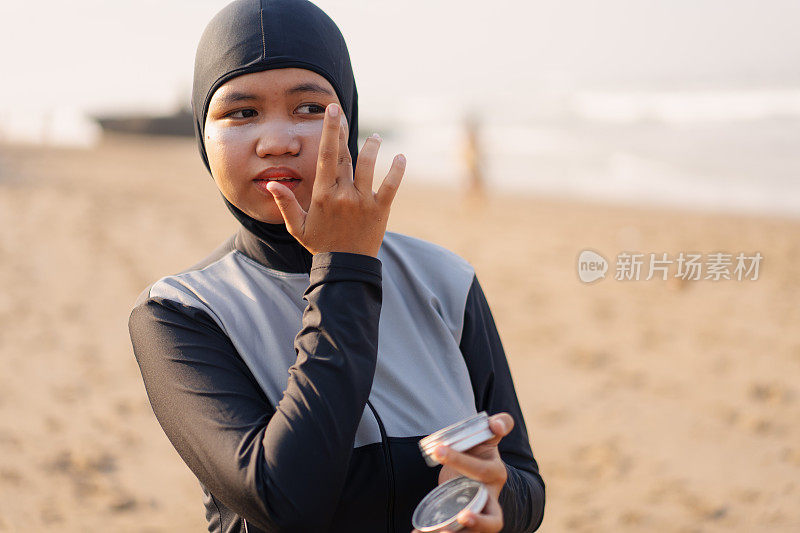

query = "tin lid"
[[412, 476, 488, 532], [419, 411, 490, 454]]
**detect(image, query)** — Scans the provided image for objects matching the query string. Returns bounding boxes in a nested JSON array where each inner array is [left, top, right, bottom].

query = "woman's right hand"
[[266, 103, 406, 257]]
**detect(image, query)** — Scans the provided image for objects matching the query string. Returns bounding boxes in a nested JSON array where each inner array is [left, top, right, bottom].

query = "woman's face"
[[204, 68, 342, 224]]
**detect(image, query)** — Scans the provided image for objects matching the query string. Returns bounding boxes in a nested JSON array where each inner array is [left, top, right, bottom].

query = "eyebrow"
[[215, 82, 335, 106], [285, 82, 335, 96]]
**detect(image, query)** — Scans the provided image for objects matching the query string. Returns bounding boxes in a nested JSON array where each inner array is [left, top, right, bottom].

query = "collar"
[[234, 224, 313, 274]]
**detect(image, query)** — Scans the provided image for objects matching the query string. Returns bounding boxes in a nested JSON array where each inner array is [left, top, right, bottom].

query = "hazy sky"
[[1, 0, 799, 117]]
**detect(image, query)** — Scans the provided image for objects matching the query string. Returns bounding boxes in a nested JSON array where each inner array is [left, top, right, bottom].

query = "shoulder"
[[380, 231, 474, 279], [379, 232, 476, 314], [131, 234, 240, 320]]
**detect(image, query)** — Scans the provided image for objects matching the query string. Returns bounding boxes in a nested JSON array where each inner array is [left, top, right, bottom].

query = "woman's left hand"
[[412, 412, 514, 533]]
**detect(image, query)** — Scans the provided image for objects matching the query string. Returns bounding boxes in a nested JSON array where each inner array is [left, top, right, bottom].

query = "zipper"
[[366, 399, 396, 533]]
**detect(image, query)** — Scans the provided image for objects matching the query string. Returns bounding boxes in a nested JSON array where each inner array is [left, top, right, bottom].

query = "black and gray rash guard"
[[129, 227, 545, 532], [129, 0, 544, 530]]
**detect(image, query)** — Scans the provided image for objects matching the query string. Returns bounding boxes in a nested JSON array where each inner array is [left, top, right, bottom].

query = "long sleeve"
[[128, 252, 382, 532], [458, 275, 546, 532]]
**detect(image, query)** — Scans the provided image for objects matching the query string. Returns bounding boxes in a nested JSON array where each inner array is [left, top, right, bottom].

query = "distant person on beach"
[[127, 1, 544, 531], [462, 111, 486, 200]]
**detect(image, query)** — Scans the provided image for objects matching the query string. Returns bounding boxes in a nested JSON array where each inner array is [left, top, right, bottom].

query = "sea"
[[2, 87, 799, 219], [372, 87, 800, 219]]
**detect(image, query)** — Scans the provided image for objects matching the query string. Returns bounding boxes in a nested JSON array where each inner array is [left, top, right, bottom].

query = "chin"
[[253, 213, 286, 225], [241, 205, 285, 225]]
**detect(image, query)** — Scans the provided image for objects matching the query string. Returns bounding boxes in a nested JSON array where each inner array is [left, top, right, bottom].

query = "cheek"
[[288, 120, 324, 139], [205, 124, 256, 174], [289, 121, 324, 178]]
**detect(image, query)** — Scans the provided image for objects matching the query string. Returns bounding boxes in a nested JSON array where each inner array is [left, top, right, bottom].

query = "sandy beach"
[[0, 135, 798, 532]]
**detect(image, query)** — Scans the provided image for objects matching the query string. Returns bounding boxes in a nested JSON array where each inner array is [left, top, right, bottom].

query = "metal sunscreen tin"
[[418, 411, 493, 467], [412, 476, 489, 532]]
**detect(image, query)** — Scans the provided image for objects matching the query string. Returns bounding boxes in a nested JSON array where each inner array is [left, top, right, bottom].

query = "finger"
[[432, 445, 506, 485], [314, 103, 342, 193], [337, 114, 353, 183], [376, 154, 406, 207], [265, 181, 306, 235], [354, 133, 381, 193], [457, 497, 504, 532], [484, 413, 514, 446]]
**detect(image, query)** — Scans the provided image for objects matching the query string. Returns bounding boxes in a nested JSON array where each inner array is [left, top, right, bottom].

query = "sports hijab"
[[191, 0, 359, 255]]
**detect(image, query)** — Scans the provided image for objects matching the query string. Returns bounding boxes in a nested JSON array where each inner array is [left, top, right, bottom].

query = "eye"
[[297, 103, 326, 115], [225, 108, 257, 119]]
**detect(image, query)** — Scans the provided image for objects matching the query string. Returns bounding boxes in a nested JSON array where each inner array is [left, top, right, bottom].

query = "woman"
[[128, 0, 545, 531]]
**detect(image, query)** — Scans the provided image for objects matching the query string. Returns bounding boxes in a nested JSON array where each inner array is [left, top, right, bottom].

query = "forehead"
[[210, 68, 337, 105]]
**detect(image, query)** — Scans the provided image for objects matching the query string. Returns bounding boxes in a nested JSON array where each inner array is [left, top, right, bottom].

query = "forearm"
[[256, 252, 382, 528], [498, 459, 546, 532], [459, 275, 546, 532]]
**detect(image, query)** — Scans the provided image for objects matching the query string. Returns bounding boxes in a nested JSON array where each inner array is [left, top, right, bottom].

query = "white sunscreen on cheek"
[[206, 118, 326, 162], [287, 120, 324, 139], [226, 119, 324, 144]]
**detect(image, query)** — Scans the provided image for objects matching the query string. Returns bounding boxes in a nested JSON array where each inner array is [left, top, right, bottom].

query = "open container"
[[412, 476, 489, 532], [418, 411, 494, 467]]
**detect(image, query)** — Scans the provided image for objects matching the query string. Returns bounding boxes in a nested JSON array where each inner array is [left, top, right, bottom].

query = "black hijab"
[[191, 0, 359, 271]]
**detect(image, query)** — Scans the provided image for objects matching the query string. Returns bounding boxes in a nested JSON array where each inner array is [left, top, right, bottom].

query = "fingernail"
[[433, 445, 448, 461], [396, 154, 406, 164], [329, 104, 339, 117], [371, 133, 381, 141], [459, 513, 475, 527]]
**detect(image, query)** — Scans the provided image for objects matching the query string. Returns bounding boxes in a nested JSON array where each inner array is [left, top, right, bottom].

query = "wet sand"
[[0, 135, 798, 531]]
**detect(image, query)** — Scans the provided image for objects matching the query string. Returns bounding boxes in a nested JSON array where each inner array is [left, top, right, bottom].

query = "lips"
[[253, 166, 302, 193], [254, 166, 302, 181]]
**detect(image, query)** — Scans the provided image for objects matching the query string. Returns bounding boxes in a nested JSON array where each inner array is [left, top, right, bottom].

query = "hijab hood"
[[192, 0, 359, 254]]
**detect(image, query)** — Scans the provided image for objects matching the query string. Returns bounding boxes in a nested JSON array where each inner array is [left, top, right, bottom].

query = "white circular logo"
[[577, 250, 608, 283]]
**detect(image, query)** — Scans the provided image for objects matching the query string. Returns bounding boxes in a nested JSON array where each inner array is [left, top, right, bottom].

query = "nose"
[[254, 118, 301, 158]]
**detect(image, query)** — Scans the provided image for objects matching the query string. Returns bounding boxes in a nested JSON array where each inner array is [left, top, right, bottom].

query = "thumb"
[[266, 181, 306, 235], [486, 413, 514, 445]]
